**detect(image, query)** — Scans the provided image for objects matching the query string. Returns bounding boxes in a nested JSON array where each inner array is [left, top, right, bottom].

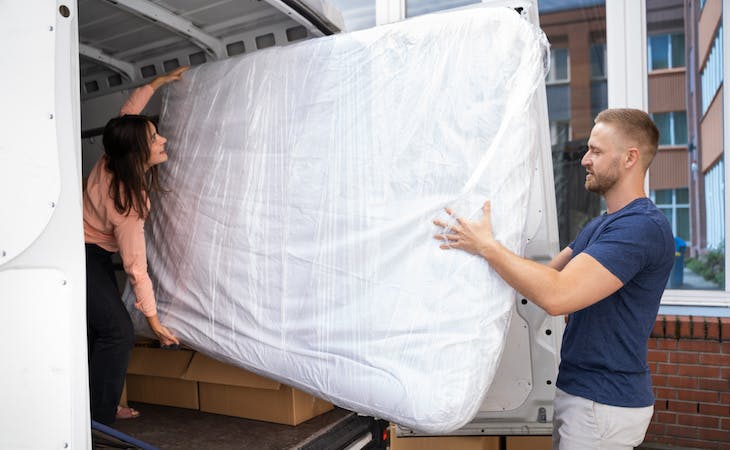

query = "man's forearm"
[[480, 240, 620, 316], [479, 240, 565, 315]]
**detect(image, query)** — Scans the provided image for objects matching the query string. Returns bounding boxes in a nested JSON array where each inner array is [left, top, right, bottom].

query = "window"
[[590, 43, 607, 79], [286, 26, 307, 42], [652, 111, 687, 146], [255, 33, 276, 49], [701, 25, 723, 114], [652, 188, 690, 242], [226, 41, 246, 56], [641, 2, 727, 298], [546, 47, 569, 84], [705, 158, 725, 250], [648, 33, 685, 70]]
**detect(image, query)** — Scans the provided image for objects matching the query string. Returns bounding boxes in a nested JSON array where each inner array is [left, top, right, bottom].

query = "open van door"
[[394, 0, 562, 439], [0, 1, 88, 449]]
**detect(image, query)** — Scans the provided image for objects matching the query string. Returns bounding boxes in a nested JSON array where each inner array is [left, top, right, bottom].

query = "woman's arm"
[[119, 66, 190, 116], [114, 214, 180, 346]]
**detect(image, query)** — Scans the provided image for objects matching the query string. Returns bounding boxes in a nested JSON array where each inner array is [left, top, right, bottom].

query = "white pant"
[[553, 388, 654, 450]]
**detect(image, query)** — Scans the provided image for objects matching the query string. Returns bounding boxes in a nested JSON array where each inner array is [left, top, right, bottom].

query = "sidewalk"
[[670, 267, 720, 290]]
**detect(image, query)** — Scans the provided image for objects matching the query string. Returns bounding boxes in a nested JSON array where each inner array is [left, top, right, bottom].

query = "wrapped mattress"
[[124, 5, 549, 433]]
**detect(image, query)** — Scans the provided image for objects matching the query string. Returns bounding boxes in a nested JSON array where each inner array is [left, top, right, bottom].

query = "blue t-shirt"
[[556, 197, 674, 407]]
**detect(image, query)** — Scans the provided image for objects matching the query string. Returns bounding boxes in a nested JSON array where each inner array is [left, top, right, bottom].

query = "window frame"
[[652, 111, 688, 146], [651, 188, 690, 242], [647, 32, 685, 71], [608, 0, 730, 305]]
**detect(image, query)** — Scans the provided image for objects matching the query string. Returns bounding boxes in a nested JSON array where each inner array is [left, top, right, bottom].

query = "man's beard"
[[585, 160, 620, 195]]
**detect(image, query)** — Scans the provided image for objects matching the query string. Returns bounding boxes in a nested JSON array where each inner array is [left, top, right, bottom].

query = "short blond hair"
[[595, 108, 660, 168]]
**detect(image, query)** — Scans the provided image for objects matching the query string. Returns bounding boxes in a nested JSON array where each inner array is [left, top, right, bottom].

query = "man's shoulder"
[[584, 198, 660, 226], [605, 199, 674, 264], [572, 198, 671, 252], [608, 198, 671, 233]]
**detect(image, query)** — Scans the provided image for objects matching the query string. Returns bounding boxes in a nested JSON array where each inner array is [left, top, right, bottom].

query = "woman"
[[83, 65, 189, 424]]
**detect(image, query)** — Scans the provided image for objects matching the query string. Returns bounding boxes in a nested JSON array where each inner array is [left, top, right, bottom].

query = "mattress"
[[124, 5, 549, 433]]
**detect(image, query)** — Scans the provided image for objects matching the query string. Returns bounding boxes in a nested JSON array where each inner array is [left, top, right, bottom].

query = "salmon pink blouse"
[[83, 84, 158, 317]]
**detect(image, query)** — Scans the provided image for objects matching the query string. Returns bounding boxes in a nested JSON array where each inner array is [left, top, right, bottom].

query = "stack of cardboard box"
[[125, 342, 333, 426], [124, 342, 552, 449]]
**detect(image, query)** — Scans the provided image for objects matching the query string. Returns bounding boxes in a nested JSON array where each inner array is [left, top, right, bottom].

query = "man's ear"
[[624, 147, 640, 168]]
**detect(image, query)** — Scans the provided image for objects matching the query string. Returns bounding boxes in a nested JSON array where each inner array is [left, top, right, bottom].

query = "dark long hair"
[[102, 114, 163, 218]]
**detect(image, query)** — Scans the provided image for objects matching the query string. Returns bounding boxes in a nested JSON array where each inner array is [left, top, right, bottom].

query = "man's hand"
[[433, 200, 496, 258], [434, 200, 623, 316]]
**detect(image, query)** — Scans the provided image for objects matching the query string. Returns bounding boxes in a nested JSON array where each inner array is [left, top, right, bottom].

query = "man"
[[434, 108, 674, 449]]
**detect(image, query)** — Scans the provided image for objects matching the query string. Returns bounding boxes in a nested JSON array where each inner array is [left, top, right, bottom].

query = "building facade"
[[687, 0, 725, 256]]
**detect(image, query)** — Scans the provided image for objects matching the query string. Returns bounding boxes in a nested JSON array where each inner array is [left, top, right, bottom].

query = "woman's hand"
[[149, 66, 190, 91], [433, 200, 496, 258], [146, 314, 180, 346]]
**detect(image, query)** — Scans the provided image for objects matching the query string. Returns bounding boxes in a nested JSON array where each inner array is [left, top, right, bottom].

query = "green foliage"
[[686, 242, 725, 289]]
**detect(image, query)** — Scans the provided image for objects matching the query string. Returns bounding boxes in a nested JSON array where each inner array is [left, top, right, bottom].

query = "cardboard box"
[[505, 436, 552, 450], [125, 346, 199, 409], [183, 353, 333, 425], [389, 424, 500, 450]]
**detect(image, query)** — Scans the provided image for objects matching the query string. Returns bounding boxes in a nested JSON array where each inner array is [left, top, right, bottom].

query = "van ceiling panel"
[[156, 0, 274, 25], [78, 0, 342, 99]]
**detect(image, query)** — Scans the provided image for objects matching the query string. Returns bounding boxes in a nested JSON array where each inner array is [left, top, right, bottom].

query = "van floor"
[[96, 402, 352, 450]]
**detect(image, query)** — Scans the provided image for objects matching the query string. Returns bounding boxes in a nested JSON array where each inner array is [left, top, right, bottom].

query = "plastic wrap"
[[123, 5, 549, 433]]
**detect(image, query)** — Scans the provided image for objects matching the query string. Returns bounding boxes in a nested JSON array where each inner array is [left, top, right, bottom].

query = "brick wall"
[[645, 315, 730, 450]]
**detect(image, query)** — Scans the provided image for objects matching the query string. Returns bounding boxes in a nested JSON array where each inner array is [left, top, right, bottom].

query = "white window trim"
[[722, 0, 730, 292], [375, 0, 404, 25], [608, 0, 730, 305], [606, 0, 648, 110], [661, 289, 730, 306]]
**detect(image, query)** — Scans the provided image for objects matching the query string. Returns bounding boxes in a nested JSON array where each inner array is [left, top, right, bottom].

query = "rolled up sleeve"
[[113, 213, 157, 317]]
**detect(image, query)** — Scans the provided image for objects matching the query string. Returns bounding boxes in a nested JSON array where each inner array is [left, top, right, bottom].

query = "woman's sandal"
[[116, 405, 141, 419]]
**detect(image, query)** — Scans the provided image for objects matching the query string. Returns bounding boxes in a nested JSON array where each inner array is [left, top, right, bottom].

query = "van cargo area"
[[105, 403, 389, 449]]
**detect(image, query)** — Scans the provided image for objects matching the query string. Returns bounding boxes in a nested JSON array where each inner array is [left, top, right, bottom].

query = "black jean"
[[85, 243, 135, 425]]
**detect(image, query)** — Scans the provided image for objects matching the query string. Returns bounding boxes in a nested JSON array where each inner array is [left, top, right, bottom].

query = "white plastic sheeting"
[[124, 5, 549, 433]]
